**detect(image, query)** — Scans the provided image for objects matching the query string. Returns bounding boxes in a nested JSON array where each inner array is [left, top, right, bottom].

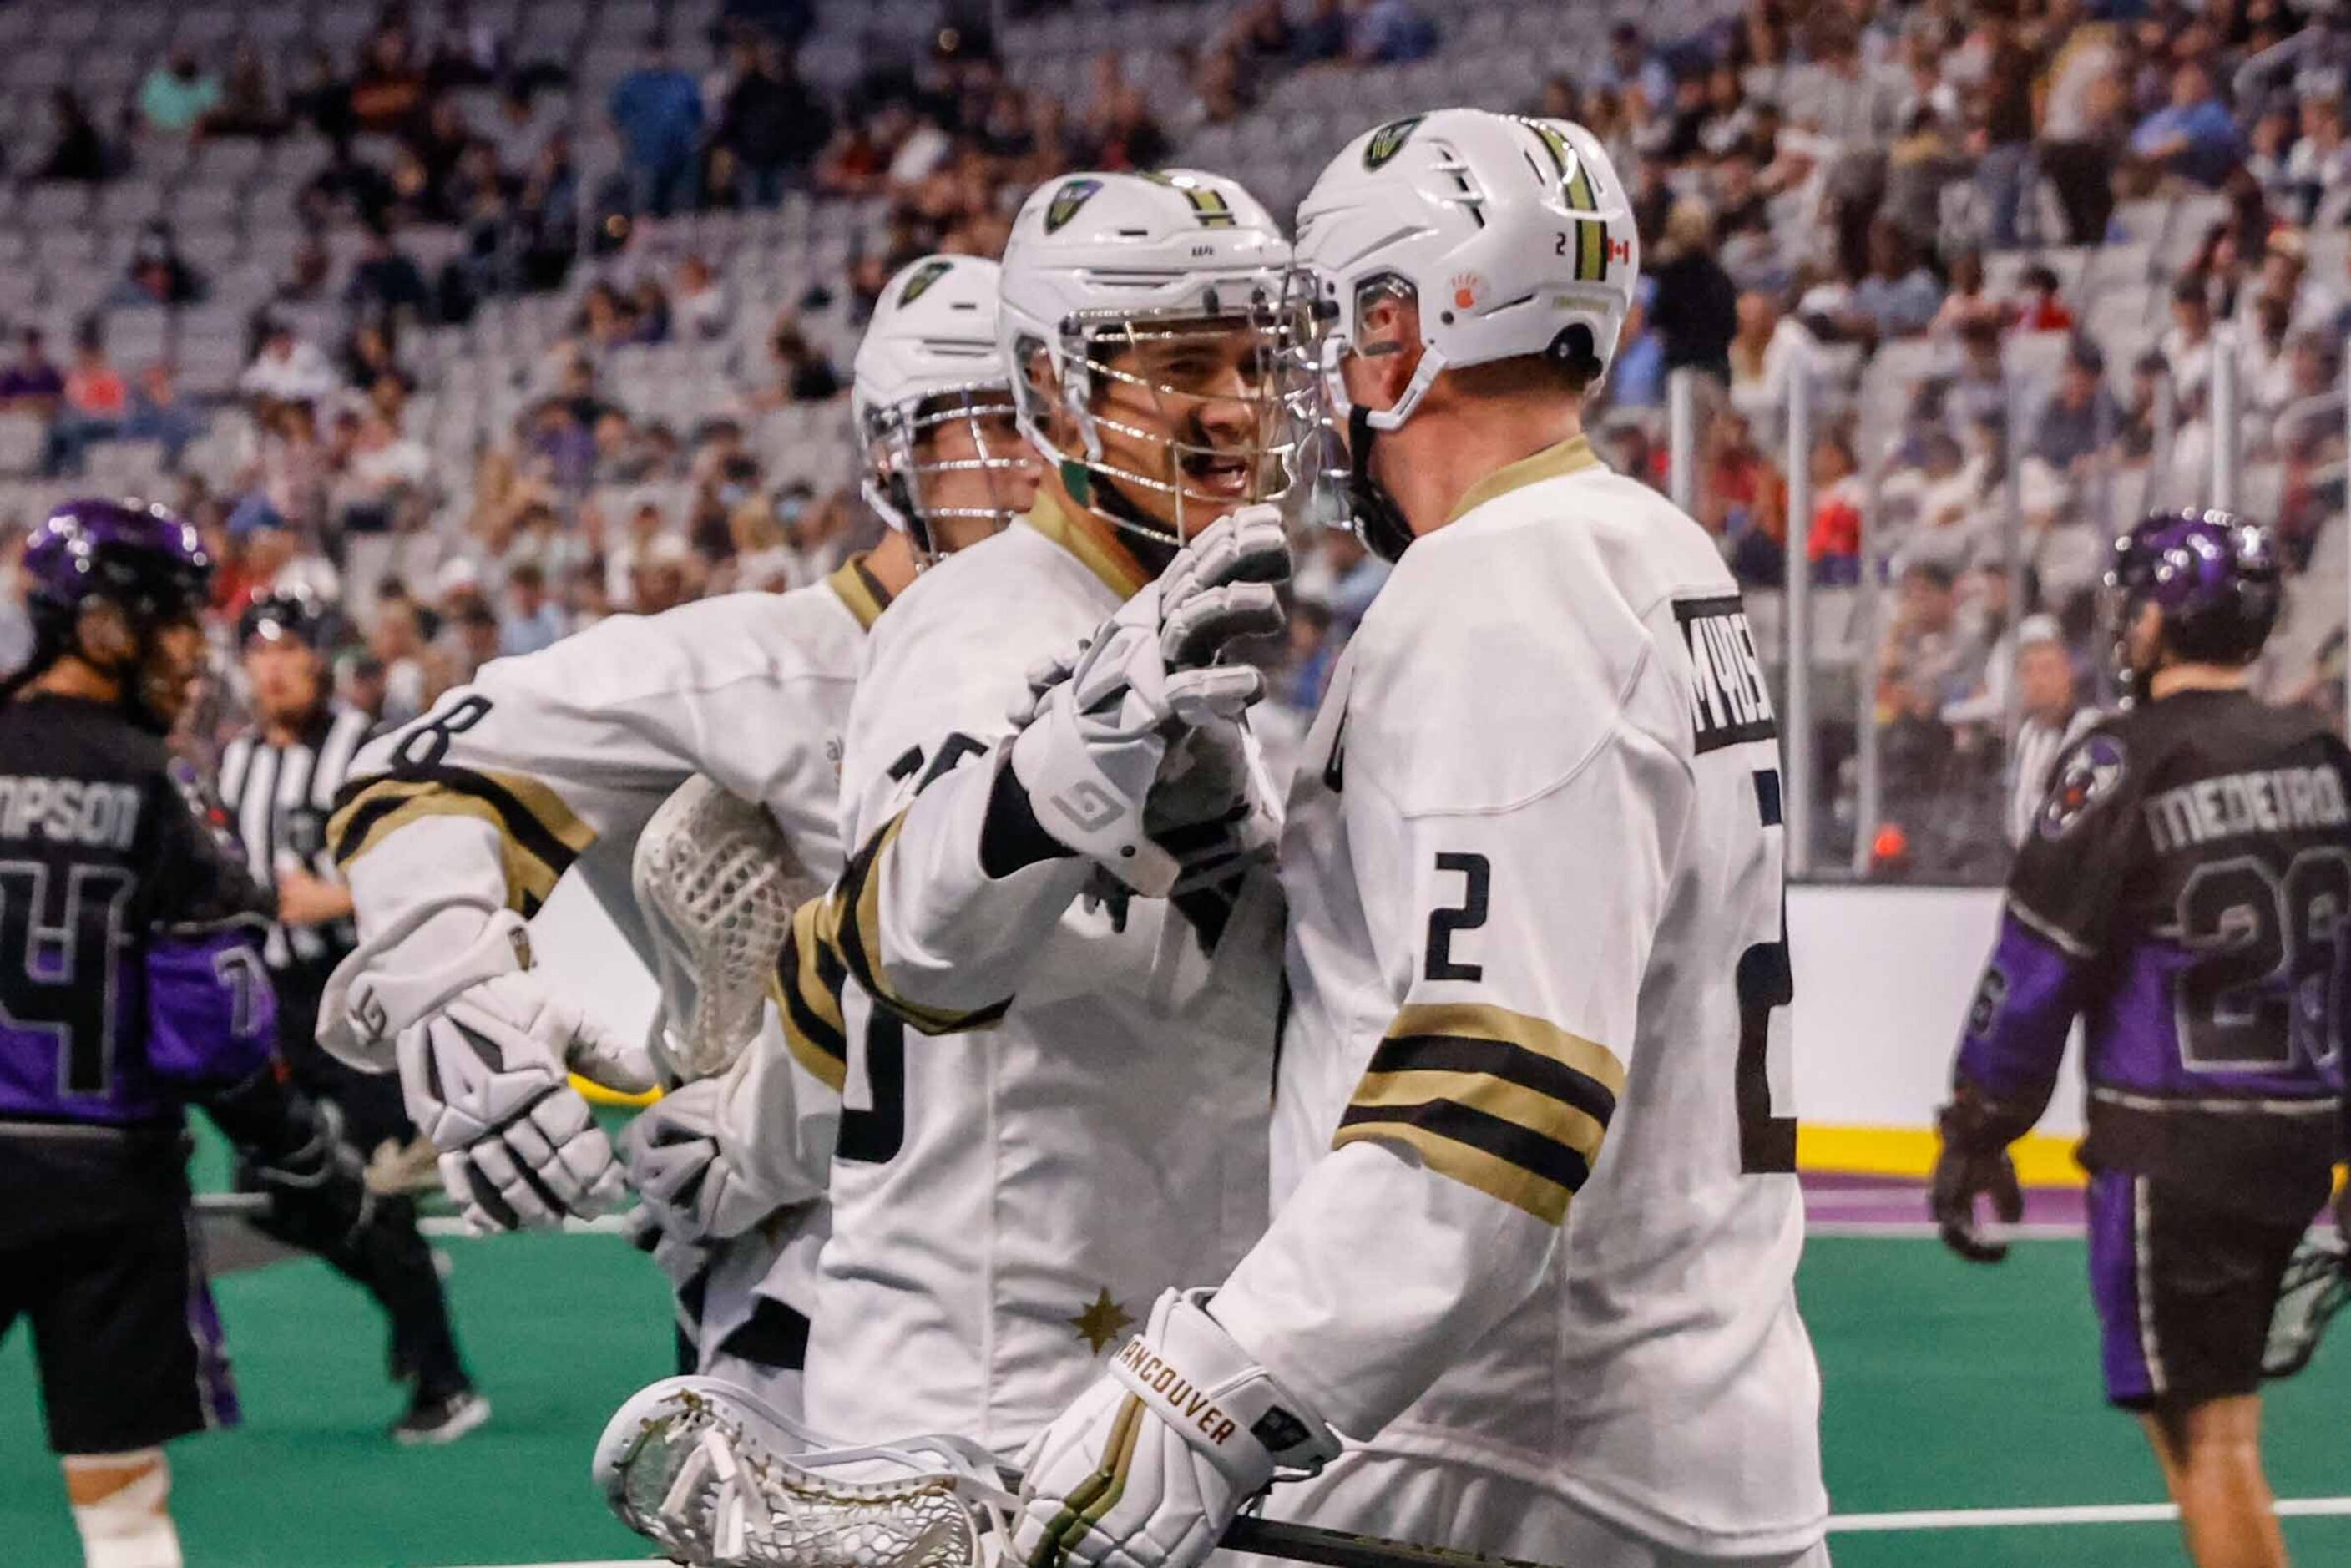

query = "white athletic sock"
[[63, 1451, 183, 1568]]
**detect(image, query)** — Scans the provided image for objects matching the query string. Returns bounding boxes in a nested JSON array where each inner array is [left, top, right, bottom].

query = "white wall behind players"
[[529, 875, 2082, 1139]]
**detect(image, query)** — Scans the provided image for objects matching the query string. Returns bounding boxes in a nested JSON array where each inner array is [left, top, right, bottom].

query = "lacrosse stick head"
[[2264, 1230, 2349, 1380], [634, 777, 823, 1081], [594, 1376, 1017, 1568]]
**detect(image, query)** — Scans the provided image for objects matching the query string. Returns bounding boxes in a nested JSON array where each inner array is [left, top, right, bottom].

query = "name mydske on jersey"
[[1676, 596, 1777, 752]]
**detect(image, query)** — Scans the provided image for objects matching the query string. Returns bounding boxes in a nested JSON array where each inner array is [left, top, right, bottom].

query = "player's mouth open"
[[1181, 450, 1253, 498]]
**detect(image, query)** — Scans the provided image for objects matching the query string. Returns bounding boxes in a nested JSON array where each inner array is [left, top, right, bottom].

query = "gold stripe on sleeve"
[[1332, 1120, 1578, 1226]]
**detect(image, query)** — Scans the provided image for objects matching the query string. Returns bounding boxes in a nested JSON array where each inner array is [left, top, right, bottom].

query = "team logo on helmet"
[[2039, 733, 2128, 841], [1044, 177, 1104, 234], [1362, 115, 1425, 170], [897, 258, 954, 307]]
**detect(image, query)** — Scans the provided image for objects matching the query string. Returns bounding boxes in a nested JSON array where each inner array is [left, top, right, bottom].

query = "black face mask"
[[1347, 403, 1416, 564]]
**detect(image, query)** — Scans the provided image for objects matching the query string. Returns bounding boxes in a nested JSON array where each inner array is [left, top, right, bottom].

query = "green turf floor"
[[3, 1232, 2348, 1566]]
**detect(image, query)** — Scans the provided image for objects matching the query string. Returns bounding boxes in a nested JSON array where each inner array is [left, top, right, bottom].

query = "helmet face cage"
[[1015, 278, 1322, 546], [861, 382, 1028, 562]]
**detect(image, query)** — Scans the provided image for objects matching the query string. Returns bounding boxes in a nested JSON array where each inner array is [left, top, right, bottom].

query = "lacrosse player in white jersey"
[[1011, 111, 1830, 1568], [730, 169, 1312, 1468], [619, 253, 1041, 1404], [315, 253, 1028, 1269]]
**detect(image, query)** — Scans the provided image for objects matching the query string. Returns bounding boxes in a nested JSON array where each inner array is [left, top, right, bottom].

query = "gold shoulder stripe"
[[1021, 492, 1151, 600], [825, 551, 892, 632], [329, 768, 597, 916], [1334, 1119, 1576, 1226], [831, 811, 1013, 1036], [770, 898, 849, 1093], [1352, 1065, 1608, 1168], [1384, 1001, 1627, 1100]]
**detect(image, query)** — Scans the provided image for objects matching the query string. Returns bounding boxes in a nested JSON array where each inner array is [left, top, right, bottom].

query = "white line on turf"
[[417, 1213, 638, 1238], [436, 1500, 2351, 1564], [1830, 1497, 2351, 1531]]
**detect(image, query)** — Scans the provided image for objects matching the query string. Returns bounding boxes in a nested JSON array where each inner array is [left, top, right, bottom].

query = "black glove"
[[245, 1095, 377, 1253], [1931, 1084, 2031, 1264]]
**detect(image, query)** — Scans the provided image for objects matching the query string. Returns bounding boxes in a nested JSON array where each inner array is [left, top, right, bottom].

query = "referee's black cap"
[[239, 590, 328, 650]]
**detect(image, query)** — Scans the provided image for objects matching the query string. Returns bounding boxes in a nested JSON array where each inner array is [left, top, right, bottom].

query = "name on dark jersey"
[[2142, 764, 2348, 852], [0, 775, 141, 849], [1675, 596, 1778, 754]]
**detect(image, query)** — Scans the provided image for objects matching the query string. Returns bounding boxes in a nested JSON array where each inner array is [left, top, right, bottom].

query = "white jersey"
[[776, 495, 1278, 1457], [1209, 438, 1827, 1557], [328, 563, 891, 1409]]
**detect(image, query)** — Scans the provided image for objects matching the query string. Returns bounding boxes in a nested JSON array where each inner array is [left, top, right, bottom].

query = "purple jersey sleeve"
[[145, 928, 277, 1092], [1954, 912, 2085, 1118]]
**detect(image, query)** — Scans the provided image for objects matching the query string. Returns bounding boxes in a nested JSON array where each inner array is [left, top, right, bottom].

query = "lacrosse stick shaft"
[[1224, 1516, 1562, 1568]]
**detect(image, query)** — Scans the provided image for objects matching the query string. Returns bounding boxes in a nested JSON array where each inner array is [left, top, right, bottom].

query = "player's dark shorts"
[[0, 1201, 240, 1454], [2085, 1169, 2310, 1410]]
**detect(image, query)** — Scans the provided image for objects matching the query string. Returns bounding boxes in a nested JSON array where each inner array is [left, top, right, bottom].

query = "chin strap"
[[1345, 405, 1416, 564]]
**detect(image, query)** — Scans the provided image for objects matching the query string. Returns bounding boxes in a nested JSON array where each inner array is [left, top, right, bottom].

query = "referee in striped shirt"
[[220, 594, 488, 1444]]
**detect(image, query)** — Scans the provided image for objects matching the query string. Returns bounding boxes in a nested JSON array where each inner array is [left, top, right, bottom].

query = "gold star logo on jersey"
[[1069, 1289, 1134, 1355]]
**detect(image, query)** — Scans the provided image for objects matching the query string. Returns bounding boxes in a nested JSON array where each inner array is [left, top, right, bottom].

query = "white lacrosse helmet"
[[852, 254, 1026, 559], [998, 169, 1312, 546], [1296, 109, 1640, 432]]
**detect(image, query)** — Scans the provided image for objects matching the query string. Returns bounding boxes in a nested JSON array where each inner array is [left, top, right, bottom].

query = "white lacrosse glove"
[[1007, 508, 1287, 898], [1013, 1289, 1339, 1568], [623, 1077, 780, 1245], [361, 911, 656, 1232]]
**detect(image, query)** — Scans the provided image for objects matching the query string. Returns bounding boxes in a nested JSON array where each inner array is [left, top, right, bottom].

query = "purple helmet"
[[22, 497, 212, 631], [2106, 508, 2279, 670]]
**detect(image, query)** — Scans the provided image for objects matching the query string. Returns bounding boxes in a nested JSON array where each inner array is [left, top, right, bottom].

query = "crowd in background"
[[2, 0, 2348, 884]]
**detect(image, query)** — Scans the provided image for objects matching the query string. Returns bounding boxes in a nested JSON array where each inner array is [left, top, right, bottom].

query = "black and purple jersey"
[[0, 694, 277, 1139], [1959, 688, 2350, 1219]]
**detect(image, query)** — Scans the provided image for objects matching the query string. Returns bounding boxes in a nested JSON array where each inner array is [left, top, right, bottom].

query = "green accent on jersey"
[[1362, 115, 1426, 170], [1044, 177, 1104, 234], [897, 258, 954, 306]]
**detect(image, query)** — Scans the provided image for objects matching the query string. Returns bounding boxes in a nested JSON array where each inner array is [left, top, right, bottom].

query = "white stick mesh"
[[633, 776, 822, 1080], [599, 1378, 1011, 1568]]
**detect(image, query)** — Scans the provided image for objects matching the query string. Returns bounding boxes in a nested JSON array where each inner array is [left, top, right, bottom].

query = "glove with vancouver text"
[[1013, 1288, 1340, 1568]]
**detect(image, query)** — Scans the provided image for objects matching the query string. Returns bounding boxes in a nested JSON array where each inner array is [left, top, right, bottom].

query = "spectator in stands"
[[107, 224, 205, 310], [2012, 264, 2077, 334], [1646, 200, 1739, 385], [429, 0, 507, 89], [2030, 339, 2118, 474], [45, 322, 127, 477], [37, 88, 111, 184], [1727, 289, 1811, 422], [672, 254, 730, 342], [241, 321, 342, 412], [0, 329, 65, 415], [2161, 273, 2218, 403], [1848, 219, 1944, 343], [1594, 22, 1674, 115], [2283, 83, 2351, 224], [347, 224, 434, 324], [2035, 0, 2128, 244], [1349, 0, 1438, 66], [719, 38, 832, 207], [351, 22, 429, 135], [289, 46, 356, 145], [1974, 8, 2040, 250], [138, 50, 222, 139], [2130, 59, 2243, 188], [123, 363, 199, 468], [367, 595, 443, 725], [1807, 427, 1864, 584], [204, 38, 289, 140], [1944, 316, 2010, 437], [609, 33, 706, 218], [1085, 81, 1170, 172], [1290, 0, 1348, 68], [498, 561, 566, 656], [756, 316, 841, 406], [632, 531, 697, 615], [1930, 250, 2006, 341], [333, 410, 431, 539]]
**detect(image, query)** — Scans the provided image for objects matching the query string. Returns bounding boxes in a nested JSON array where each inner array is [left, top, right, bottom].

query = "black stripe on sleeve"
[[1337, 1097, 1595, 1194], [773, 928, 848, 1070], [1367, 1031, 1620, 1129]]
